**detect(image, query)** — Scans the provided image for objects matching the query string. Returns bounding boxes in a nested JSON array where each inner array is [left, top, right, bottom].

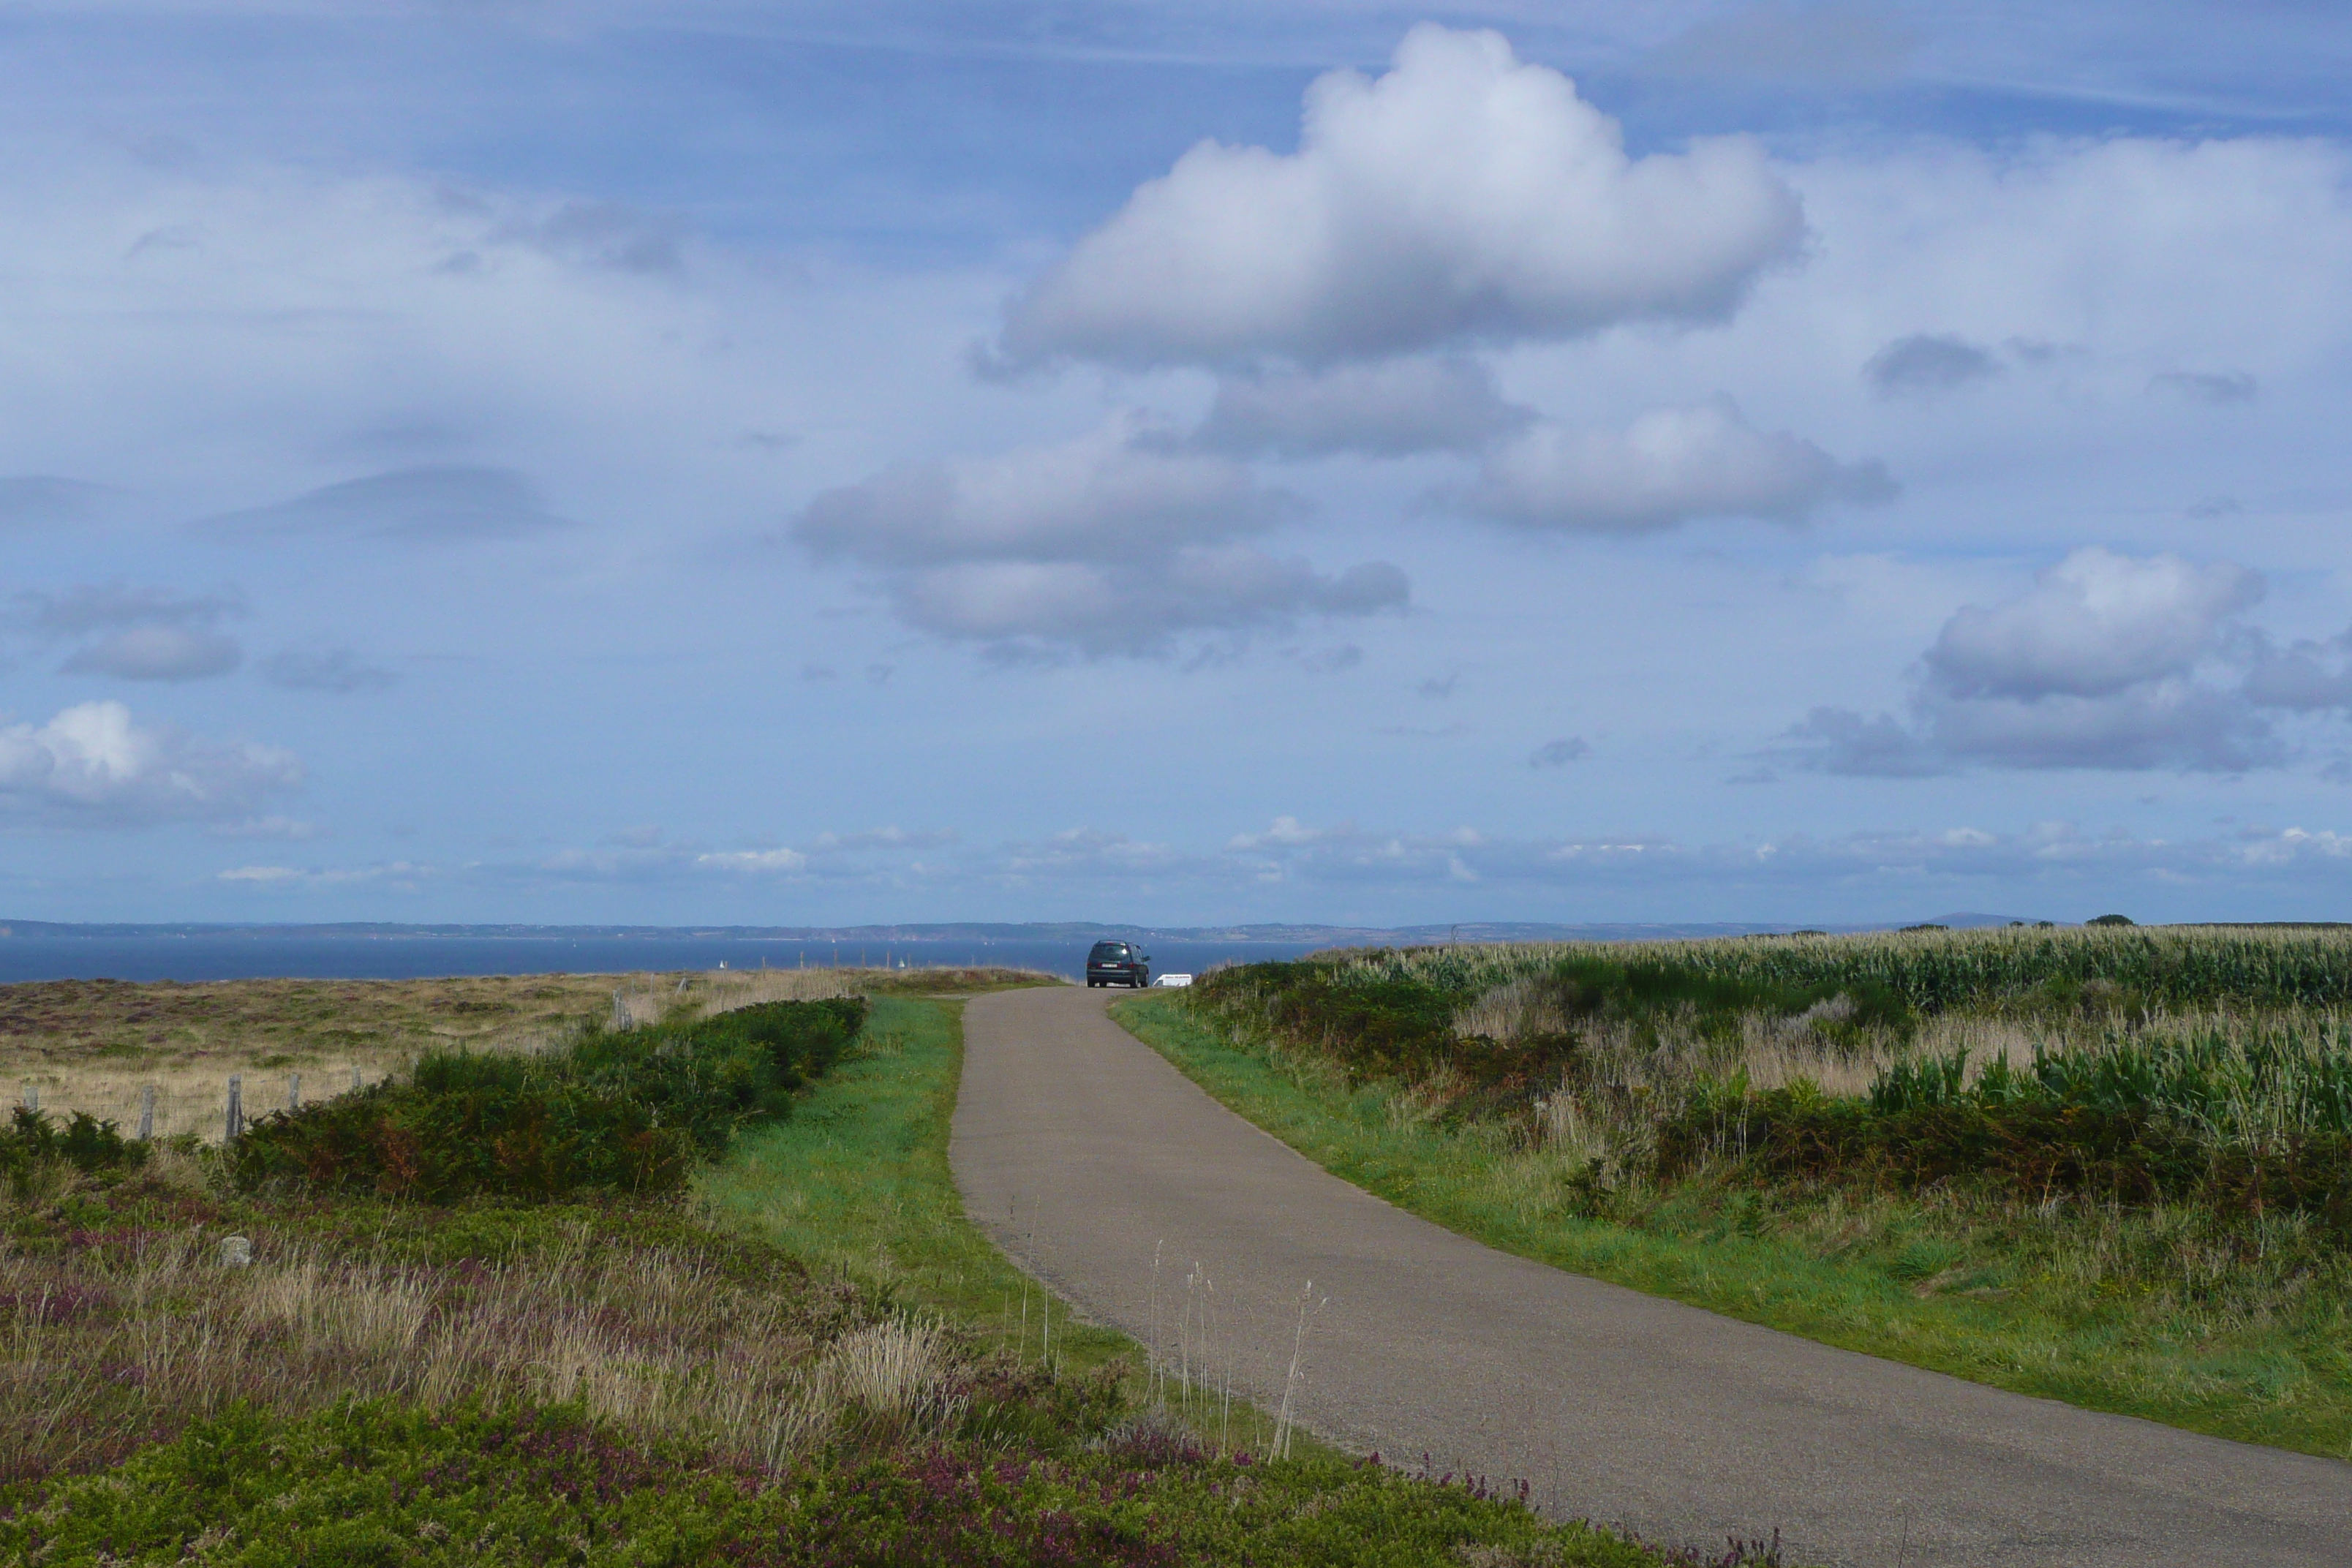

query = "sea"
[[0, 931, 1334, 987]]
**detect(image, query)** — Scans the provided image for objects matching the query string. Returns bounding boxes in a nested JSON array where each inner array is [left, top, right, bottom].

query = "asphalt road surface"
[[949, 984, 2352, 1567]]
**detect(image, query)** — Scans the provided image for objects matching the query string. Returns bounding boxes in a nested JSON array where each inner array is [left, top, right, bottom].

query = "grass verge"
[[697, 995, 1352, 1465], [698, 993, 1137, 1380], [1113, 991, 2352, 1460]]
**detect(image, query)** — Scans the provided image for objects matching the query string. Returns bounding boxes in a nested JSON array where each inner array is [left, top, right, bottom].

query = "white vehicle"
[[1150, 972, 1194, 988]]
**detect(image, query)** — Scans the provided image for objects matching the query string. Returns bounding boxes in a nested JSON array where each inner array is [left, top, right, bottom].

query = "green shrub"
[[0, 1107, 144, 1193], [231, 998, 864, 1202]]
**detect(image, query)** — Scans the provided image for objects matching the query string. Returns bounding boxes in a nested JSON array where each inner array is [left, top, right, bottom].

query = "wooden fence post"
[[225, 1074, 243, 1142], [20, 1082, 34, 1115], [137, 1085, 156, 1141], [350, 1066, 362, 1094], [287, 1072, 301, 1113]]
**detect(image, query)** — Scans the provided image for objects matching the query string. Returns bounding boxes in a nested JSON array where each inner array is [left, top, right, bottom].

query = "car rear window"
[[1090, 943, 1128, 958]]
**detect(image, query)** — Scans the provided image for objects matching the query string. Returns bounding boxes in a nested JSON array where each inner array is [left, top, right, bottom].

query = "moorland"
[[0, 965, 1740, 1567]]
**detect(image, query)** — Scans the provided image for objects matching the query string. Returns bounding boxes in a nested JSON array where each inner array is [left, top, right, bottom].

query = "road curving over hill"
[[950, 984, 2352, 1568]]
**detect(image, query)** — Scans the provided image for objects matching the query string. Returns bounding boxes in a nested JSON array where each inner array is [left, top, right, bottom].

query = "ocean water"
[[0, 934, 1331, 987]]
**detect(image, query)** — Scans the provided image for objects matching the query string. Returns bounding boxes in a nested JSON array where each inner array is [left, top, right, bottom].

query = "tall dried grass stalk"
[[0, 1209, 894, 1485]]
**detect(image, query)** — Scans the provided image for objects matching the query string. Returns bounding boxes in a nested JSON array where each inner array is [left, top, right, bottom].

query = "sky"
[[7, 0, 2352, 927]]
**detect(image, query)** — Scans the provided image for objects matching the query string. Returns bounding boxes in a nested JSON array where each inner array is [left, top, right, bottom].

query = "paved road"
[[950, 985, 2352, 1567]]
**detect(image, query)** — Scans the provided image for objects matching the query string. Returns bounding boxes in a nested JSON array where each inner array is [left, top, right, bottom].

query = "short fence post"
[[287, 1072, 301, 1113], [20, 1082, 35, 1115], [225, 1075, 243, 1143], [137, 1085, 156, 1141], [612, 990, 630, 1030], [350, 1066, 362, 1094]]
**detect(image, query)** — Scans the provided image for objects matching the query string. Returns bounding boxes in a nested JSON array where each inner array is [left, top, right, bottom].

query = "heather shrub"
[[230, 998, 865, 1200], [0, 1398, 1673, 1568]]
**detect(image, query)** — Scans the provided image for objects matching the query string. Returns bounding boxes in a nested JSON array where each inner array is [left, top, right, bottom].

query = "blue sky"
[[7, 0, 2352, 926]]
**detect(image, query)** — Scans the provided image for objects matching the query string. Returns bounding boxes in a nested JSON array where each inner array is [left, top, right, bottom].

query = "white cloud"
[[1193, 357, 1529, 458], [1000, 826, 1186, 878], [1449, 396, 1895, 532], [61, 625, 243, 681], [0, 701, 301, 827], [1227, 814, 1327, 850], [1923, 549, 2261, 701], [696, 848, 809, 873], [996, 24, 1802, 368], [1792, 684, 2282, 776], [889, 549, 1406, 658], [793, 418, 1406, 657], [796, 418, 1284, 568], [1786, 549, 2303, 776]]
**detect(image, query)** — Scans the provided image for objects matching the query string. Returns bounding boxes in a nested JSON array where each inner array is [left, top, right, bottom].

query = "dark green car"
[[1085, 940, 1151, 988]]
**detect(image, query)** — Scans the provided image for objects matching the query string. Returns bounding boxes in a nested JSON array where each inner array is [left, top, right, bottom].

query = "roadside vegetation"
[[1117, 924, 2352, 1459], [0, 969, 1744, 1566], [0, 965, 884, 1143]]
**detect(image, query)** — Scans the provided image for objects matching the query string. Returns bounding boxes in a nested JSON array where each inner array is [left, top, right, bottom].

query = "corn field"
[[1299, 924, 2352, 1014], [1191, 925, 2352, 1219]]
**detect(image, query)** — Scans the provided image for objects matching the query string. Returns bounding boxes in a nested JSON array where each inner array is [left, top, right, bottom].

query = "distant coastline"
[[0, 914, 2040, 943]]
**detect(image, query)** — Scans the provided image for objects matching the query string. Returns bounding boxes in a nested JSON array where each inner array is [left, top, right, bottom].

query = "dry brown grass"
[[1, 965, 1045, 1145], [0, 969, 1071, 1488], [0, 1154, 986, 1485]]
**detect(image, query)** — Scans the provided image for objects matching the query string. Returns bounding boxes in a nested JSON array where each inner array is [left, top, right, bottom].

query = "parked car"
[[1150, 973, 1193, 988], [1085, 940, 1151, 988]]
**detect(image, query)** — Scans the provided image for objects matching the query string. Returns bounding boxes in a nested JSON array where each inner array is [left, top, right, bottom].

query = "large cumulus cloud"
[[1921, 551, 2262, 700], [995, 24, 1803, 369], [1785, 549, 2321, 775], [0, 701, 301, 827], [1446, 396, 1895, 531], [791, 418, 1406, 658]]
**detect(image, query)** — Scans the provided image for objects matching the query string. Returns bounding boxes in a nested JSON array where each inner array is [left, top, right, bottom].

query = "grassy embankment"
[[1115, 926, 2352, 1460], [0, 969, 1726, 1567]]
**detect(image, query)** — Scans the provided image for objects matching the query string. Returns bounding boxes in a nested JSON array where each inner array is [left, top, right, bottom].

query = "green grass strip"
[[698, 994, 1135, 1379], [699, 994, 1354, 1462], [1114, 992, 2352, 1460]]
